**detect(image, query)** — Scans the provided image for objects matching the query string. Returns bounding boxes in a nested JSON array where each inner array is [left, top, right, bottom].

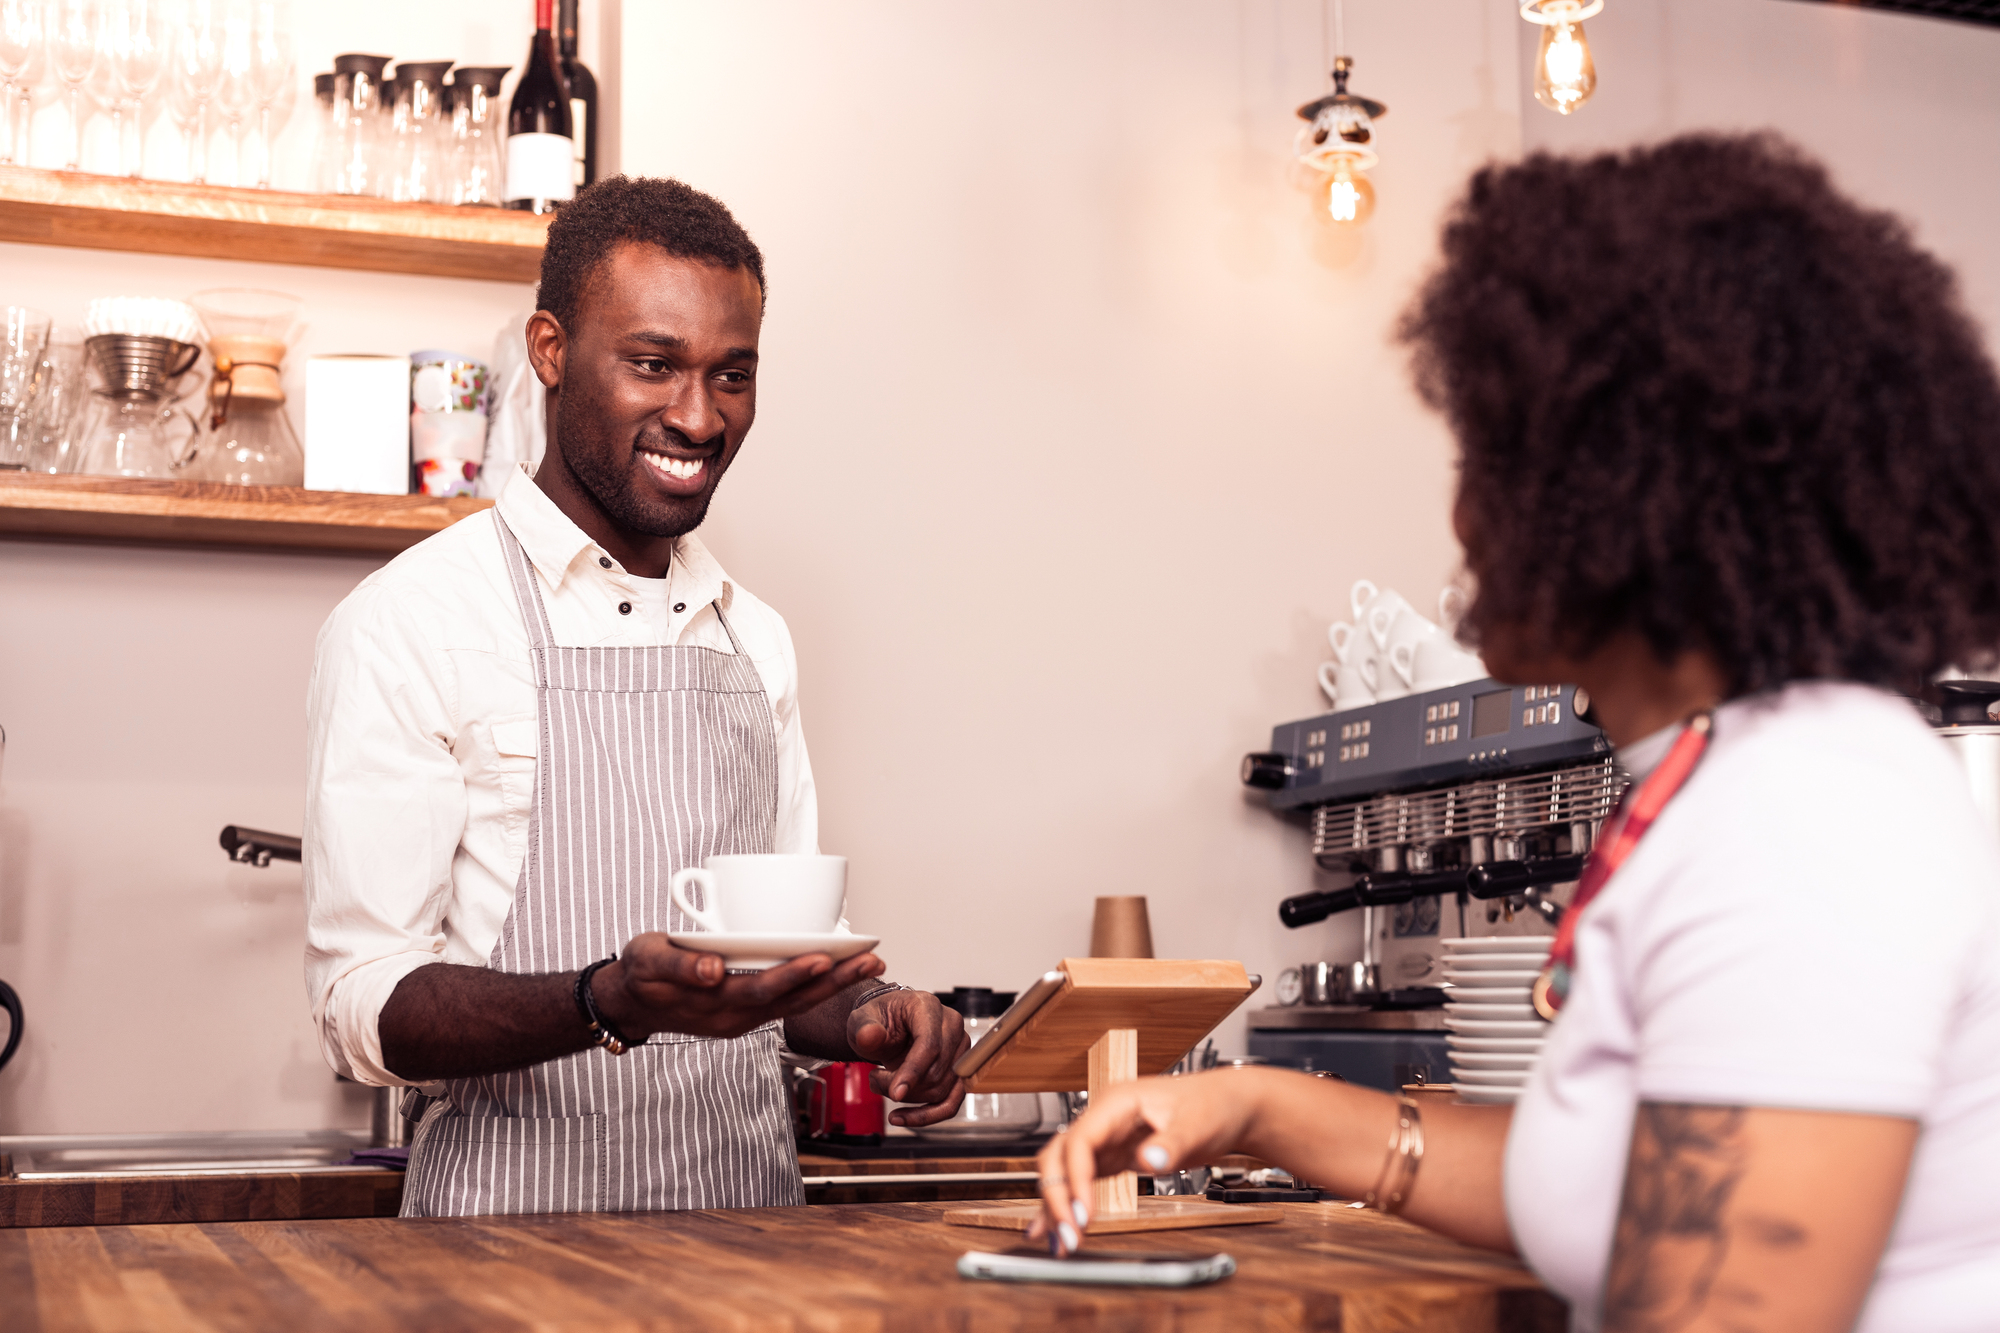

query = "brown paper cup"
[[1090, 896, 1154, 959]]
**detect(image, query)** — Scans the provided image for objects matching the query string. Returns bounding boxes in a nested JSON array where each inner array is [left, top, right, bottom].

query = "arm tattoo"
[[1604, 1103, 1757, 1332]]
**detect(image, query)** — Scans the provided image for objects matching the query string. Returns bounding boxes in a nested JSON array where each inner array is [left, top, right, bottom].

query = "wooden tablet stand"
[[941, 958, 1280, 1234]]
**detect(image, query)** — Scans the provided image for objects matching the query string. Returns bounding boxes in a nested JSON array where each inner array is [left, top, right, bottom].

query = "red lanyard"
[[1532, 712, 1713, 1020]]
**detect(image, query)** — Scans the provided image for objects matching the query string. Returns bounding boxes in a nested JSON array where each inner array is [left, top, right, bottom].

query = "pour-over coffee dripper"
[[75, 334, 203, 479], [185, 289, 304, 487]]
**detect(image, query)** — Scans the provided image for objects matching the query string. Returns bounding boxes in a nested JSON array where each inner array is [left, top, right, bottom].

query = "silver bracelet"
[[850, 981, 908, 1010]]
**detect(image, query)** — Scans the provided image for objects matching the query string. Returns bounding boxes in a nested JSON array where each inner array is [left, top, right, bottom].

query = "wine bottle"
[[558, 0, 598, 190], [505, 0, 574, 214]]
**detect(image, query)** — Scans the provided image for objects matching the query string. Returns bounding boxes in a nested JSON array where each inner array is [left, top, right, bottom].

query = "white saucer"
[[1441, 937, 1553, 954], [666, 930, 882, 971], [1443, 1016, 1548, 1037]]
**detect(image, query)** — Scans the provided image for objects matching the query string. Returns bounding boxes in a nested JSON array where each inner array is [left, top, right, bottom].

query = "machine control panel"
[[1256, 678, 1609, 810]]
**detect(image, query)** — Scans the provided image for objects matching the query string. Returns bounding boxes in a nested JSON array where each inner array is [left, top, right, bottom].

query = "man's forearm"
[[782, 977, 877, 1062], [378, 962, 591, 1082]]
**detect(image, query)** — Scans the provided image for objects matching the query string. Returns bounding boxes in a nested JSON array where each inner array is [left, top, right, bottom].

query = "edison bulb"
[[1534, 18, 1596, 114], [1326, 157, 1376, 226]]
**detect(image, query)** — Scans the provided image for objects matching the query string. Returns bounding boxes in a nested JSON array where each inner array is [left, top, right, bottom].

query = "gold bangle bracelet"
[[1362, 1094, 1425, 1214]]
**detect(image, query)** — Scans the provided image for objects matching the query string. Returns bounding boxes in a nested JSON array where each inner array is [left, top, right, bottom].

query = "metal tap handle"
[[219, 826, 302, 864]]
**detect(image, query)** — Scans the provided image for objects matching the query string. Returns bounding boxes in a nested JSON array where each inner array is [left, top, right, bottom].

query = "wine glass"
[[211, 0, 249, 183], [106, 0, 166, 176], [245, 0, 285, 187], [169, 0, 219, 182], [0, 0, 40, 165], [48, 0, 100, 171]]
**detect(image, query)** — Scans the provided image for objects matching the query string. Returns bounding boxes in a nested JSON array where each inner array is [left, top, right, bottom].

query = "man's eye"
[[636, 358, 668, 373], [716, 370, 751, 385]]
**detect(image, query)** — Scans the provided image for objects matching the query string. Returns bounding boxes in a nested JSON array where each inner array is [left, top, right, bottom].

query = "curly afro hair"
[[536, 175, 766, 332], [1400, 132, 2000, 697]]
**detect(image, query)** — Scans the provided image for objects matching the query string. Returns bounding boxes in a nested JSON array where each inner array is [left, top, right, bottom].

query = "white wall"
[[616, 0, 1520, 1052], [1515, 0, 2000, 344]]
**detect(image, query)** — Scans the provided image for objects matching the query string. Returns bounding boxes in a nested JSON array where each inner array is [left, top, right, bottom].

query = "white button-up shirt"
[[303, 466, 819, 1086]]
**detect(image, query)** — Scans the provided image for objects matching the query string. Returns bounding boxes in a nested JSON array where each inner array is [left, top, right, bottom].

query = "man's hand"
[[595, 932, 884, 1042], [849, 989, 969, 1127]]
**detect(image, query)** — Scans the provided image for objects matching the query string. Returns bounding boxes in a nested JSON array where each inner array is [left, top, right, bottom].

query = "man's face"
[[544, 242, 763, 539]]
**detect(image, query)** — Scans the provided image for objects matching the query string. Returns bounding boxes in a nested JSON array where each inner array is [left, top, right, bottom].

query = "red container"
[[808, 1061, 884, 1138]]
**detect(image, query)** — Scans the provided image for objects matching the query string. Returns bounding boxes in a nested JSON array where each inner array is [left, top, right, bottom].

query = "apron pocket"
[[407, 1110, 606, 1216]]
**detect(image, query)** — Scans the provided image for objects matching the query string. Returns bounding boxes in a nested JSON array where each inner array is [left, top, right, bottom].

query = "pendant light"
[[1522, 0, 1601, 115], [1295, 53, 1387, 228]]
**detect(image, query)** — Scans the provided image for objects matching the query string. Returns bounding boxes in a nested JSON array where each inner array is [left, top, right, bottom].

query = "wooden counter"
[[0, 1200, 1564, 1331]]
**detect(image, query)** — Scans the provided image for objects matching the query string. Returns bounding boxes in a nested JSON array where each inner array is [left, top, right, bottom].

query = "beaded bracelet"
[[574, 957, 638, 1056], [1362, 1094, 1425, 1213]]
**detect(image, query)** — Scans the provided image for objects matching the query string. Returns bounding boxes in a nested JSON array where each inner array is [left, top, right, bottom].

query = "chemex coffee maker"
[[1244, 676, 1625, 983]]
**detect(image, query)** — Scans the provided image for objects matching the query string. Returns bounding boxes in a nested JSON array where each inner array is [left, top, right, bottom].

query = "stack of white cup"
[[1319, 580, 1488, 712]]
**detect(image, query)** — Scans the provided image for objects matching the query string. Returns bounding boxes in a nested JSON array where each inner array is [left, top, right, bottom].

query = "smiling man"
[[302, 177, 967, 1218]]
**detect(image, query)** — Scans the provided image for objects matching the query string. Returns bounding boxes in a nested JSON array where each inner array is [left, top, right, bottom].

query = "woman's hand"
[[1029, 1071, 1261, 1254]]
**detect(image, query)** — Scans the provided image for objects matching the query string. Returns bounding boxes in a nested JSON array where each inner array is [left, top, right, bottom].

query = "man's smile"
[[638, 450, 707, 482]]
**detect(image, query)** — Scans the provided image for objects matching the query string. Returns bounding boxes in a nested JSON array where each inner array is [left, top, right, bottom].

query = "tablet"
[[952, 969, 1067, 1080]]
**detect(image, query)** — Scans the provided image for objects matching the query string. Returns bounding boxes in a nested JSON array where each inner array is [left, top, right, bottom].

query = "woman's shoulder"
[[1653, 680, 1997, 913]]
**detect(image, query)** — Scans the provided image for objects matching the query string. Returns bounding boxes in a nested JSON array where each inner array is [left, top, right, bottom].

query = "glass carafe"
[[909, 1011, 1044, 1140], [76, 335, 202, 479], [186, 288, 303, 487], [448, 66, 509, 207], [389, 61, 450, 203], [329, 52, 390, 197]]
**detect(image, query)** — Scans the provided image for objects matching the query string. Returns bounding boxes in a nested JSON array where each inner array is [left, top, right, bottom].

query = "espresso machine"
[[1241, 677, 1623, 1085]]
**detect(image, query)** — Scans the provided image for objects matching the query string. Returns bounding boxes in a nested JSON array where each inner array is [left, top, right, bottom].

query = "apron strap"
[[712, 599, 749, 656], [494, 512, 557, 653]]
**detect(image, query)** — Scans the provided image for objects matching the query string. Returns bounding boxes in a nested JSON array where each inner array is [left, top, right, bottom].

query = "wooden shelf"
[[0, 474, 492, 555], [0, 166, 547, 282]]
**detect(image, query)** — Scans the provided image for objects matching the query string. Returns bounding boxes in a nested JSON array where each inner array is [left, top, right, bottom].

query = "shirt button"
[[673, 602, 686, 613], [598, 556, 612, 569], [618, 602, 632, 615]]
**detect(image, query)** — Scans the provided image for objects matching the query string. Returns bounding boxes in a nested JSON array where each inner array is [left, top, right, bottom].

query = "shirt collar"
[[493, 463, 736, 613]]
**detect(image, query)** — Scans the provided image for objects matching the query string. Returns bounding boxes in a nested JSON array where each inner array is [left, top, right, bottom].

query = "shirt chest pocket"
[[488, 716, 539, 855]]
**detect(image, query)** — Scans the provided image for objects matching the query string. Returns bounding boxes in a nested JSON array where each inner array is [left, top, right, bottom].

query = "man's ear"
[[525, 310, 566, 390]]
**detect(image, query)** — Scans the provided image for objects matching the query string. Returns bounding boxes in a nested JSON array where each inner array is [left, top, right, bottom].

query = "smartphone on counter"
[[957, 1246, 1236, 1287]]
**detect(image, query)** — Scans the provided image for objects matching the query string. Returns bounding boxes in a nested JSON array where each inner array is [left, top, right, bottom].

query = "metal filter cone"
[[85, 334, 199, 401]]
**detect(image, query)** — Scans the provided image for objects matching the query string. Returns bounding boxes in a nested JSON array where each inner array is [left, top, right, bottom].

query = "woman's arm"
[[1601, 1103, 1916, 1333], [1032, 1067, 1515, 1254]]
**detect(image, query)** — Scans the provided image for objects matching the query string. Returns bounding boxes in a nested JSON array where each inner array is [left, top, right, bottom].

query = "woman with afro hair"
[[1034, 134, 2000, 1332]]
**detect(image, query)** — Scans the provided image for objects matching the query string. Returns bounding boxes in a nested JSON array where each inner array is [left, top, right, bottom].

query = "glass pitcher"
[[76, 334, 201, 478], [185, 288, 303, 486]]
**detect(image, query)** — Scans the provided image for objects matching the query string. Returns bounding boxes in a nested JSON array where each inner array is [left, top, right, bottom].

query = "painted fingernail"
[[1046, 1230, 1061, 1256], [1141, 1145, 1169, 1171], [1071, 1199, 1089, 1230], [1059, 1223, 1079, 1253]]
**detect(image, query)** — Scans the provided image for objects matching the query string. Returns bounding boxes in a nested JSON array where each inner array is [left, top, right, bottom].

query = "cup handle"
[[1328, 621, 1354, 661], [669, 867, 724, 932], [1318, 661, 1341, 706], [1367, 604, 1395, 648], [1361, 656, 1378, 691], [1350, 579, 1379, 622], [1390, 642, 1416, 687]]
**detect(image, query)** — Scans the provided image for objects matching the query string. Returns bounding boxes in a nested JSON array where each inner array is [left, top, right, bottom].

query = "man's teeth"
[[642, 452, 705, 481]]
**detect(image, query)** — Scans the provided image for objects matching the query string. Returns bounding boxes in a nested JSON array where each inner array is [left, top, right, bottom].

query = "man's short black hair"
[[536, 175, 766, 332], [1400, 132, 2000, 696]]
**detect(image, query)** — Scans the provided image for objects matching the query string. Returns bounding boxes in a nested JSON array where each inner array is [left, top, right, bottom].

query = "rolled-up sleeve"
[[303, 579, 466, 1086]]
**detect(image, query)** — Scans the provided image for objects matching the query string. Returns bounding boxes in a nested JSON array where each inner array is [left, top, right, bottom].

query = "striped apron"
[[400, 515, 805, 1216]]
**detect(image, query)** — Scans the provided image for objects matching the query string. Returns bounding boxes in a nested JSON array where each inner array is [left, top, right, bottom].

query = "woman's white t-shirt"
[[1505, 682, 2000, 1331]]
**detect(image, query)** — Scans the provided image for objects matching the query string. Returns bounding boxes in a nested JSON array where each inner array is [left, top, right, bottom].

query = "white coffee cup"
[[1410, 634, 1488, 691], [1328, 621, 1358, 663], [670, 854, 847, 934]]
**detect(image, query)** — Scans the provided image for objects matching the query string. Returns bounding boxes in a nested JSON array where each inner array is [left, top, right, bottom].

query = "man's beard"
[[553, 386, 721, 539]]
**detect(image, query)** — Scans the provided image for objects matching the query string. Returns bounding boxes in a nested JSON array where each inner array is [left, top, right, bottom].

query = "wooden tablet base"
[[943, 965, 1276, 1235]]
